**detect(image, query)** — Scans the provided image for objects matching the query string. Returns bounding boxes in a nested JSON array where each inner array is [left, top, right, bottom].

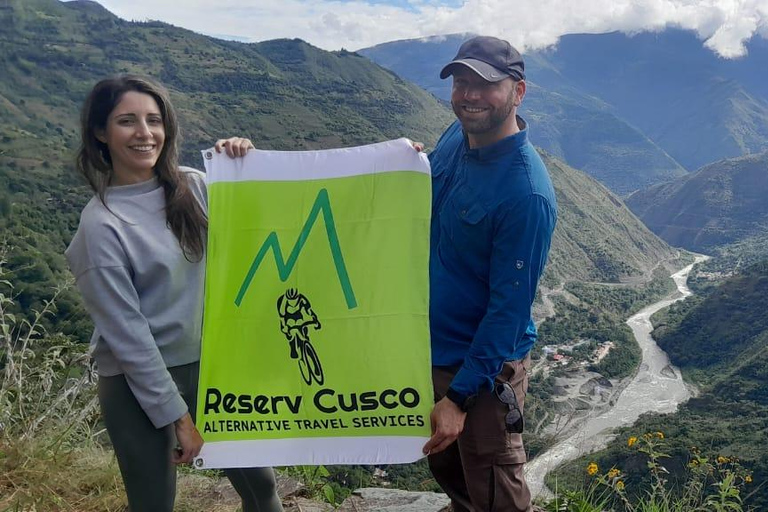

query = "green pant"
[[98, 362, 283, 512]]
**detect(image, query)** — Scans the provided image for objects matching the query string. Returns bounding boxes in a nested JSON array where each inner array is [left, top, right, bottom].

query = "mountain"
[[361, 30, 768, 191], [536, 30, 768, 171], [0, 0, 454, 339], [542, 153, 676, 283], [625, 151, 768, 252], [655, 259, 768, 371], [360, 35, 687, 196], [0, 0, 679, 343]]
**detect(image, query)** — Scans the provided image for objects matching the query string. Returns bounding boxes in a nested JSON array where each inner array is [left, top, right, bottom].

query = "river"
[[524, 256, 706, 499]]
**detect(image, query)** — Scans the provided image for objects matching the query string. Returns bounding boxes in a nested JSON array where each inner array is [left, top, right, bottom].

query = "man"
[[422, 36, 557, 512]]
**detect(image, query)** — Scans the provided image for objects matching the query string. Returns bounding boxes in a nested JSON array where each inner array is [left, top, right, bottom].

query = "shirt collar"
[[464, 115, 529, 161], [106, 176, 161, 198]]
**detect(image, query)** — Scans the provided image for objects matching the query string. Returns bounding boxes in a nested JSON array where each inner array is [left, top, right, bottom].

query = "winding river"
[[524, 257, 707, 499]]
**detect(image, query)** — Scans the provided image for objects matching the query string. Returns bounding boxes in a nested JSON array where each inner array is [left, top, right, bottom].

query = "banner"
[[195, 139, 433, 468]]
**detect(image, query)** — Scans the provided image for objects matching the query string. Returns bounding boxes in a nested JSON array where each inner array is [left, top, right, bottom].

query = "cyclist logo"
[[277, 288, 324, 385]]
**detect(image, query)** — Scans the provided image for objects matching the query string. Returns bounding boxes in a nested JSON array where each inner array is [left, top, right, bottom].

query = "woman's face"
[[98, 91, 165, 185]]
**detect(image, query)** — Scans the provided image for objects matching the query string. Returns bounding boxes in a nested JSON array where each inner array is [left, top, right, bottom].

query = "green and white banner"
[[195, 139, 433, 468]]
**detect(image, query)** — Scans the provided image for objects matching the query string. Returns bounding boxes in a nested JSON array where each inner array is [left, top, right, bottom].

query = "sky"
[[92, 0, 768, 58]]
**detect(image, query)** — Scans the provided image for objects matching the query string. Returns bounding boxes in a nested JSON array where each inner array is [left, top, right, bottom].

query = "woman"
[[65, 74, 283, 511]]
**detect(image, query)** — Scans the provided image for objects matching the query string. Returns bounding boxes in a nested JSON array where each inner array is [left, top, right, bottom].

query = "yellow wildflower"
[[655, 431, 664, 439], [717, 456, 728, 464], [587, 462, 598, 476], [616, 480, 625, 491], [746, 475, 753, 484], [607, 468, 620, 479], [628, 436, 638, 447]]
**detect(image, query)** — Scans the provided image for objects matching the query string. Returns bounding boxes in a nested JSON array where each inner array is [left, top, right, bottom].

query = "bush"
[[545, 432, 756, 512], [0, 244, 124, 510]]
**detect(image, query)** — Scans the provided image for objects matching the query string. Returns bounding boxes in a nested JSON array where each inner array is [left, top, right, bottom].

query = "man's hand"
[[172, 412, 204, 465], [422, 397, 467, 455], [214, 137, 254, 158]]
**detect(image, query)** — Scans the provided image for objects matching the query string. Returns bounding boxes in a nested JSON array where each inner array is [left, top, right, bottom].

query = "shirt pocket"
[[444, 186, 490, 251]]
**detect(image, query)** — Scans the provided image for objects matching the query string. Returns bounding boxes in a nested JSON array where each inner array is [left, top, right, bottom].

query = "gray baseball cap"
[[440, 36, 525, 82]]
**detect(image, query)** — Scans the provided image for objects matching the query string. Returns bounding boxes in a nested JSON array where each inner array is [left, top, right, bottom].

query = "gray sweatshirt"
[[66, 168, 207, 428]]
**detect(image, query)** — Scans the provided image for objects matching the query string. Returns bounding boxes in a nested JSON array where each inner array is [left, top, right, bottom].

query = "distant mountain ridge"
[[536, 31, 768, 171], [625, 151, 768, 252], [360, 34, 687, 196], [360, 30, 768, 194]]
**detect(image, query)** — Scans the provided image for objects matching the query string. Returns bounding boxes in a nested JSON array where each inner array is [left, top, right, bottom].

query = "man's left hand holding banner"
[[195, 138, 433, 468]]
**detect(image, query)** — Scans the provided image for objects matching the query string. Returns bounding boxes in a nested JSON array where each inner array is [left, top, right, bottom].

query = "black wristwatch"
[[445, 388, 476, 412]]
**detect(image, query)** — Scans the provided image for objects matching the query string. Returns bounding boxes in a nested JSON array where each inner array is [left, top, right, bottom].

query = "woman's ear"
[[95, 129, 107, 143]]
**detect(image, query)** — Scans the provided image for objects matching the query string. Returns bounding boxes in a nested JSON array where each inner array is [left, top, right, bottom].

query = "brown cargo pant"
[[428, 356, 532, 512]]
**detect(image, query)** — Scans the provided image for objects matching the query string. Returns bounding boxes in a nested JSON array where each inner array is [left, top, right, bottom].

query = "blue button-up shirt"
[[429, 119, 557, 399]]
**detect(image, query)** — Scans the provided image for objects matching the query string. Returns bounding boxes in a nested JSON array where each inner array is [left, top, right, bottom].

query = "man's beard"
[[452, 90, 516, 135]]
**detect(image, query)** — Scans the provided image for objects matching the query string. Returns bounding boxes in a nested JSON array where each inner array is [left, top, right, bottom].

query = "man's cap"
[[440, 36, 525, 82]]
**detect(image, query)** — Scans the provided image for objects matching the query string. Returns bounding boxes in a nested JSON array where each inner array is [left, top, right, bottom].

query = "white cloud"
[[93, 0, 768, 57]]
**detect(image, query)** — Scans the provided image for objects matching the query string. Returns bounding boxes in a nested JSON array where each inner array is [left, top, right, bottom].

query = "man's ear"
[[514, 80, 526, 106]]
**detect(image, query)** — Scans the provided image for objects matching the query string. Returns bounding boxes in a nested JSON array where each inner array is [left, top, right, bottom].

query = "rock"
[[595, 376, 612, 387], [660, 365, 678, 379], [276, 474, 305, 498], [283, 496, 335, 511], [338, 488, 450, 511], [572, 398, 592, 410]]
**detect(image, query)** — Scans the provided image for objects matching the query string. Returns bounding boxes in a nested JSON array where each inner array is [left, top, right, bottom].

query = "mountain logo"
[[277, 288, 324, 385], [234, 188, 357, 309]]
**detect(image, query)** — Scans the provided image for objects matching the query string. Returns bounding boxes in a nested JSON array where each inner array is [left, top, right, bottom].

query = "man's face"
[[450, 67, 518, 138]]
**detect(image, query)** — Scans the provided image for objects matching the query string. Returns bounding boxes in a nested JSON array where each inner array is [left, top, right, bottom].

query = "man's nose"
[[463, 85, 482, 100]]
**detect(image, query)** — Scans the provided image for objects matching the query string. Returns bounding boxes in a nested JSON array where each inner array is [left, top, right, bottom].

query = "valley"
[[526, 257, 705, 499], [2, 2, 768, 510]]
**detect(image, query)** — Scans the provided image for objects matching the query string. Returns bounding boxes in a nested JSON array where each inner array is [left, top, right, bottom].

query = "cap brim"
[[439, 59, 509, 82]]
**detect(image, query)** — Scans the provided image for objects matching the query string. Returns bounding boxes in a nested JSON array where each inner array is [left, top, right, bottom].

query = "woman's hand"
[[407, 139, 425, 152], [172, 412, 204, 464], [214, 137, 254, 158]]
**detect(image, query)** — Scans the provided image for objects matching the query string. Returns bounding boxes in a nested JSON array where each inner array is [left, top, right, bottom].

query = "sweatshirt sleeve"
[[67, 215, 188, 429], [75, 265, 188, 428], [449, 193, 556, 398]]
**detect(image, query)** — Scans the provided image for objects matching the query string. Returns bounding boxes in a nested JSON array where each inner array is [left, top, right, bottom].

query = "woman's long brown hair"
[[76, 74, 207, 261]]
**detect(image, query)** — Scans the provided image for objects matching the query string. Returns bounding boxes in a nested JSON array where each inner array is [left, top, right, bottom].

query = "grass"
[[0, 244, 248, 511]]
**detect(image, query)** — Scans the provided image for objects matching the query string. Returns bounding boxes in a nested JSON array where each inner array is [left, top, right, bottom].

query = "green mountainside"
[[654, 260, 768, 372], [360, 35, 687, 196], [0, 0, 682, 344], [626, 151, 768, 253], [542, 153, 677, 283], [0, 0, 454, 339]]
